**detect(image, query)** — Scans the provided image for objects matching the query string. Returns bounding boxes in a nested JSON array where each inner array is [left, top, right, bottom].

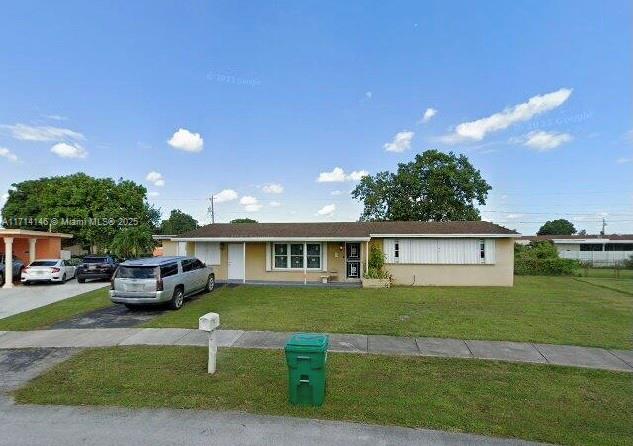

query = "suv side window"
[[181, 259, 195, 272], [192, 259, 205, 270], [160, 262, 179, 278]]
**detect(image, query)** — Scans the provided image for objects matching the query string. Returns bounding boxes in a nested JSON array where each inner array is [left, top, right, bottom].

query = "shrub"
[[514, 241, 580, 276], [363, 244, 391, 280]]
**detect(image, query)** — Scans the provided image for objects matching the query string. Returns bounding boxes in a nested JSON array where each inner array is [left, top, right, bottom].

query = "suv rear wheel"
[[169, 287, 185, 310], [206, 274, 215, 292]]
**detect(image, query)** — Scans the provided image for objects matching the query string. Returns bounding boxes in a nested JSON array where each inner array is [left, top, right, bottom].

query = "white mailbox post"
[[198, 312, 220, 374]]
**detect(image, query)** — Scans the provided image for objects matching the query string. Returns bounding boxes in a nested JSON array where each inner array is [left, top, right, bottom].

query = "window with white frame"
[[272, 242, 322, 270], [479, 239, 486, 263]]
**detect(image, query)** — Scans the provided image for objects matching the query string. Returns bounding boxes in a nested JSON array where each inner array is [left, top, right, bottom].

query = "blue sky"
[[0, 0, 631, 234]]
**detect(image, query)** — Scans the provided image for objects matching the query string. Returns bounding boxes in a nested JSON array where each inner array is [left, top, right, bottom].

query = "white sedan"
[[21, 259, 77, 285]]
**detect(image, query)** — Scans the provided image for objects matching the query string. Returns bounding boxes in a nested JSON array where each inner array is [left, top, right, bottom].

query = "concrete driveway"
[[0, 281, 106, 320]]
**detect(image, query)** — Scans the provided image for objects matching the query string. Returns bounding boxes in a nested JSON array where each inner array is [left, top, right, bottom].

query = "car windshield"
[[116, 266, 157, 279], [84, 257, 107, 264], [30, 261, 58, 267]]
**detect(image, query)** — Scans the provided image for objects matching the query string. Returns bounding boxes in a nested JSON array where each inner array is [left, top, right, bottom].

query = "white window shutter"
[[265, 242, 272, 271], [322, 242, 328, 271], [485, 239, 496, 264]]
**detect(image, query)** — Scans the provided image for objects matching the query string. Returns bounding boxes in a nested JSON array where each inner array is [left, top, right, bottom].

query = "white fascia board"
[[552, 238, 631, 244], [173, 237, 370, 242], [370, 233, 521, 238]]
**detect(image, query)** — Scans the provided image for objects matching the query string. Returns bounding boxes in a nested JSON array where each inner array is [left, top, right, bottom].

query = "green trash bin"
[[285, 333, 329, 406]]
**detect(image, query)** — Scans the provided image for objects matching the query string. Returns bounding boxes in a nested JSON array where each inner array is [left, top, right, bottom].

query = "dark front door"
[[346, 243, 361, 279]]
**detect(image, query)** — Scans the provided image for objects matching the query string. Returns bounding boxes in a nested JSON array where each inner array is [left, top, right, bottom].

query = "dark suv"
[[76, 256, 119, 283], [0, 255, 25, 286]]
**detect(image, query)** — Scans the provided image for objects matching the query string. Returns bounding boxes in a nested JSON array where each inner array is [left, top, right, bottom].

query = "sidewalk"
[[0, 328, 631, 372]]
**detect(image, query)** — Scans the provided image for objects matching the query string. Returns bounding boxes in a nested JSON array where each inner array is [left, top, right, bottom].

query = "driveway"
[[0, 282, 106, 320]]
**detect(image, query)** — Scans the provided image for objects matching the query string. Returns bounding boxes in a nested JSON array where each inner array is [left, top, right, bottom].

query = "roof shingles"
[[175, 221, 518, 239]]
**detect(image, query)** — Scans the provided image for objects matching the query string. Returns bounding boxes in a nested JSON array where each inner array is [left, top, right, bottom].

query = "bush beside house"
[[362, 244, 391, 288], [514, 241, 579, 275]]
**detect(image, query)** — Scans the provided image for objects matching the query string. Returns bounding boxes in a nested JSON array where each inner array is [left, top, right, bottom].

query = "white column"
[[3, 237, 14, 289], [365, 240, 369, 274], [28, 238, 37, 264], [242, 242, 246, 284]]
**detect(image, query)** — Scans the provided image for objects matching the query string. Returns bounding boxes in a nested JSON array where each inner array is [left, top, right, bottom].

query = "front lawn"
[[15, 346, 632, 446], [147, 276, 633, 349], [0, 287, 111, 331]]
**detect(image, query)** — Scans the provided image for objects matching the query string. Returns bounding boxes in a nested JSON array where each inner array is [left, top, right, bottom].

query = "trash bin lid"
[[285, 333, 329, 352]]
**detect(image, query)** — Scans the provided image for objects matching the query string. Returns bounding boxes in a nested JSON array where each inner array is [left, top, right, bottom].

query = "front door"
[[227, 243, 245, 281], [346, 243, 361, 279]]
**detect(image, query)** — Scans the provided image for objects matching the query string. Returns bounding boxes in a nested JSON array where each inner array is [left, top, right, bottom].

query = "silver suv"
[[109, 256, 215, 310]]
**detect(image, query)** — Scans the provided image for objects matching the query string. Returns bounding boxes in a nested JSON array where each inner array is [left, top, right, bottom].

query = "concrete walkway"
[[0, 282, 106, 320], [0, 328, 631, 372], [0, 396, 544, 446]]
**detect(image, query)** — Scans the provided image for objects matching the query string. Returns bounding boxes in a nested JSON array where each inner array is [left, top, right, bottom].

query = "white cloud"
[[1, 193, 8, 202], [384, 130, 414, 152], [441, 88, 573, 143], [2, 123, 84, 142], [317, 204, 336, 216], [145, 171, 165, 187], [50, 142, 87, 159], [240, 196, 262, 212], [420, 107, 437, 123], [519, 130, 572, 151], [269, 201, 281, 207], [0, 147, 18, 162], [616, 157, 632, 164], [214, 189, 239, 203], [347, 170, 368, 181], [43, 114, 68, 121], [148, 191, 160, 197], [330, 190, 342, 196], [317, 167, 368, 183], [167, 128, 204, 152], [240, 196, 258, 206], [262, 183, 284, 194], [365, 91, 373, 99]]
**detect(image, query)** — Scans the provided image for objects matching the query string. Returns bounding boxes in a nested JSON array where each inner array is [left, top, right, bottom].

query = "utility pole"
[[600, 217, 606, 236], [208, 195, 215, 224]]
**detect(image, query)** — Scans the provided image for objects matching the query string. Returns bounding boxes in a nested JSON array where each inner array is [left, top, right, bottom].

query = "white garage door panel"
[[195, 242, 221, 265]]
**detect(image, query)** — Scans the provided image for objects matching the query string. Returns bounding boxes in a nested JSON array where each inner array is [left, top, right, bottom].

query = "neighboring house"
[[160, 221, 518, 286], [0, 229, 73, 288], [517, 234, 633, 266]]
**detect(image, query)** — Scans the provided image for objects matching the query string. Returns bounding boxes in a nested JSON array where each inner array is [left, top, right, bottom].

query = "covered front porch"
[[0, 229, 73, 289], [174, 238, 370, 285]]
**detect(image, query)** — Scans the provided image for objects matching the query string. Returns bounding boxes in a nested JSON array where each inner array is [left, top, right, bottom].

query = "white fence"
[[559, 250, 633, 266]]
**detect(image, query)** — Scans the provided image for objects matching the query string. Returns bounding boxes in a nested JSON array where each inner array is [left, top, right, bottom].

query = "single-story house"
[[160, 221, 519, 286], [517, 234, 633, 266], [0, 229, 73, 288]]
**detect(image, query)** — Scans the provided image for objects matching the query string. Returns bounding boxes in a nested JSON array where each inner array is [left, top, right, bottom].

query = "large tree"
[[160, 209, 198, 235], [230, 218, 258, 223], [537, 219, 576, 236], [352, 150, 491, 221], [1, 173, 160, 253]]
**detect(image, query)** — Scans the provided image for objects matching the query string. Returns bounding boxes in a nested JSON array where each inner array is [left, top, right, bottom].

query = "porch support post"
[[242, 242, 246, 284], [28, 238, 37, 264], [3, 237, 14, 289], [365, 240, 369, 275]]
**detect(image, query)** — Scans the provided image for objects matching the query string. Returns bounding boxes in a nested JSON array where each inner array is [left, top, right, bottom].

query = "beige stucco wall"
[[245, 242, 326, 282], [162, 241, 178, 256], [381, 238, 515, 287]]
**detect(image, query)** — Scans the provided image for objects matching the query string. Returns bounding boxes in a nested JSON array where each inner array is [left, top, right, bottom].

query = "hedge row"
[[514, 257, 579, 276]]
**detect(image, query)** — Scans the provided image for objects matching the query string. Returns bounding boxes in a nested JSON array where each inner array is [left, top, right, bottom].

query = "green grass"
[[0, 287, 111, 331], [577, 268, 633, 279], [574, 277, 633, 295], [15, 346, 633, 446], [147, 276, 633, 349]]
